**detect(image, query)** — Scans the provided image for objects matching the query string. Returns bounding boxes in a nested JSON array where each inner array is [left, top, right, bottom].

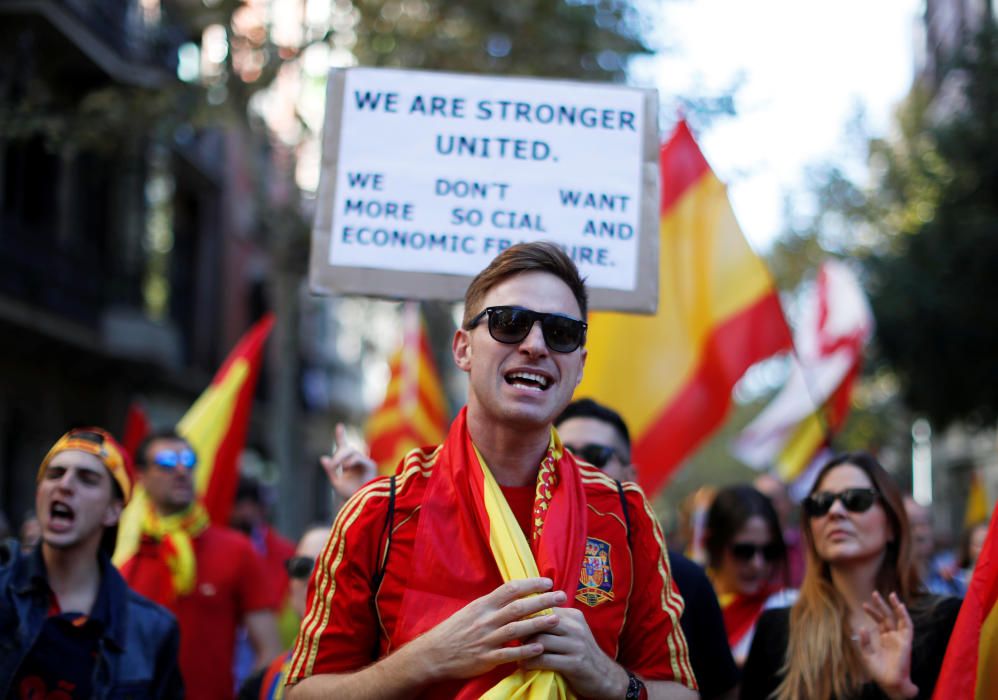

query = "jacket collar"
[[14, 545, 128, 651]]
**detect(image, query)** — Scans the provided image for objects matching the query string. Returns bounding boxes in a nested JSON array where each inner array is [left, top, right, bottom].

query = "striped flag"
[[365, 303, 448, 475], [731, 260, 873, 490], [932, 505, 998, 700], [575, 120, 792, 497], [114, 313, 274, 564]]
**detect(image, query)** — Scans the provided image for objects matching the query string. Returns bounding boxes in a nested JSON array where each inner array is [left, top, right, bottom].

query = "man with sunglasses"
[[288, 242, 697, 700], [0, 427, 183, 698], [556, 398, 739, 700], [120, 430, 282, 700]]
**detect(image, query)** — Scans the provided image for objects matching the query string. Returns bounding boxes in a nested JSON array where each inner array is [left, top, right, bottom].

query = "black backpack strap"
[[615, 479, 632, 549], [371, 475, 396, 593], [369, 475, 396, 659]]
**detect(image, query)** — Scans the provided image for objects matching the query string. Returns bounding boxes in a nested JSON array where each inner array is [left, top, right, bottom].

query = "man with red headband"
[[0, 427, 183, 698], [287, 242, 697, 699]]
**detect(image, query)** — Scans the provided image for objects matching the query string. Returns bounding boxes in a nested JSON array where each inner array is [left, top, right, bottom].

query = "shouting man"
[[0, 427, 182, 698], [287, 242, 697, 699]]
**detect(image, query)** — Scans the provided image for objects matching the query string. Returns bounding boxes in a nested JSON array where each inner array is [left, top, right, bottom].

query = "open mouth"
[[504, 370, 552, 392], [50, 501, 75, 530]]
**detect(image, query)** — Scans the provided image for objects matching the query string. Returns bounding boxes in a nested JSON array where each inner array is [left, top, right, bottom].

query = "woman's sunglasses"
[[285, 555, 316, 580], [803, 488, 879, 517], [466, 306, 587, 353], [150, 448, 197, 471], [565, 443, 618, 469], [730, 542, 782, 562]]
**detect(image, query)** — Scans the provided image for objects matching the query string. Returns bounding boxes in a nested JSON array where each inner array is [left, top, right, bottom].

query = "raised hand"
[[321, 423, 378, 499], [412, 578, 566, 682], [857, 591, 918, 700]]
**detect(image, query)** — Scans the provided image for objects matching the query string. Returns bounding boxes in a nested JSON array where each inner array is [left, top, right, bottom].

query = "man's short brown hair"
[[462, 242, 588, 328]]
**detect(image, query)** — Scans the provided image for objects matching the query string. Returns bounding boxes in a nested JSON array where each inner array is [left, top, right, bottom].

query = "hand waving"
[[856, 591, 918, 700]]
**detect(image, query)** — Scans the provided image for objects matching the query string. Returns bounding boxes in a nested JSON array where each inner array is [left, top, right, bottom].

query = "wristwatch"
[[625, 670, 647, 700]]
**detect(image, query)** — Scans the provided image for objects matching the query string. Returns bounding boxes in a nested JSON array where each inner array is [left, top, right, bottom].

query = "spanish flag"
[[178, 312, 275, 525], [932, 505, 998, 700], [575, 120, 791, 497], [114, 313, 274, 564], [365, 302, 448, 475]]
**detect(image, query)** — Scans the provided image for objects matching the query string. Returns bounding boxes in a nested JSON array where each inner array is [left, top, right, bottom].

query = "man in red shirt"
[[120, 431, 282, 699], [287, 242, 697, 699]]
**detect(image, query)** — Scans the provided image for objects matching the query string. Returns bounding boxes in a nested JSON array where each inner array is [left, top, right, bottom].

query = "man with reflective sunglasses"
[[120, 430, 282, 700], [0, 427, 183, 698], [556, 398, 739, 700], [288, 242, 697, 700]]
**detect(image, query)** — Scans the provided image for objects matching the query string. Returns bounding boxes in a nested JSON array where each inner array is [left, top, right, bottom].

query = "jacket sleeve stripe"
[[288, 480, 392, 680], [288, 448, 439, 682]]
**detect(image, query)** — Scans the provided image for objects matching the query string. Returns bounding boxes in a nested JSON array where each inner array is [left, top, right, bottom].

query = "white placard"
[[310, 67, 660, 312]]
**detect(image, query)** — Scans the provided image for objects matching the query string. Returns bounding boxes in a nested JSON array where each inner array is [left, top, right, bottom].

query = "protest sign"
[[310, 67, 660, 312]]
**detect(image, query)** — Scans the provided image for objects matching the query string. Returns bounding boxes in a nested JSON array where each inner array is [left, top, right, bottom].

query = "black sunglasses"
[[730, 542, 782, 562], [285, 556, 316, 580], [803, 488, 879, 517], [466, 306, 587, 353], [565, 443, 618, 469]]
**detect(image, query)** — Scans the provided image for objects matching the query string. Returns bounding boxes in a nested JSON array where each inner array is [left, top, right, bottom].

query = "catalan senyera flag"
[[732, 260, 873, 489], [114, 313, 274, 564], [575, 120, 792, 498], [366, 303, 448, 475], [932, 504, 998, 700]]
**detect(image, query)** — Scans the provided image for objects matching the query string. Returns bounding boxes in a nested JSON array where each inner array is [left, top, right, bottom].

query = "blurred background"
[[0, 0, 994, 552]]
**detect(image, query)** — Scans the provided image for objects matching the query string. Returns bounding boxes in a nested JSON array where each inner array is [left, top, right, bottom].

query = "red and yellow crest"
[[575, 537, 614, 607]]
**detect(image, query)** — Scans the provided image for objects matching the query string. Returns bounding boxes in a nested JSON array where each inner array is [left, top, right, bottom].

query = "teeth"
[[507, 372, 550, 389], [52, 503, 72, 518]]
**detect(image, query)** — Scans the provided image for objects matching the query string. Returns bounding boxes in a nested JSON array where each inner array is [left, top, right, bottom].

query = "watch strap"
[[625, 670, 647, 700]]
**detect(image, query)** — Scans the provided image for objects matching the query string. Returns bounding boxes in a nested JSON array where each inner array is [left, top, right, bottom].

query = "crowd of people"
[[0, 242, 990, 699]]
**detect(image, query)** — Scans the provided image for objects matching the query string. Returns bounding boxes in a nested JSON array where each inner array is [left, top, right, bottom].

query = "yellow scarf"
[[475, 442, 575, 700], [140, 502, 210, 597]]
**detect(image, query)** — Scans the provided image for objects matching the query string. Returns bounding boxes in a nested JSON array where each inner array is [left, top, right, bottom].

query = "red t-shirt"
[[287, 449, 695, 696], [121, 524, 274, 700]]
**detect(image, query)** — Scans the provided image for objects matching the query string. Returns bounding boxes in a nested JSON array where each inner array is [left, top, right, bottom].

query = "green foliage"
[[764, 21, 998, 435], [866, 22, 998, 428], [348, 0, 650, 79]]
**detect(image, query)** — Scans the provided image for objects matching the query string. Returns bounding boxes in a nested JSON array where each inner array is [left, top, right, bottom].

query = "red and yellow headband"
[[38, 427, 134, 505]]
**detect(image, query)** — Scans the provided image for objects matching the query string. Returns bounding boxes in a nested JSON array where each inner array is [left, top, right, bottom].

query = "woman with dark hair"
[[740, 452, 962, 699], [706, 484, 795, 666]]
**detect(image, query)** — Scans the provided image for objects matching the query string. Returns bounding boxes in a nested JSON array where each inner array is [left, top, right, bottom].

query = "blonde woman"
[[740, 453, 961, 699]]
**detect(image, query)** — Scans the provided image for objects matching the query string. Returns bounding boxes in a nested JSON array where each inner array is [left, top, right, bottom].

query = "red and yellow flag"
[[178, 312, 275, 525], [115, 313, 275, 565], [365, 303, 448, 475], [933, 505, 998, 700], [575, 120, 792, 497]]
